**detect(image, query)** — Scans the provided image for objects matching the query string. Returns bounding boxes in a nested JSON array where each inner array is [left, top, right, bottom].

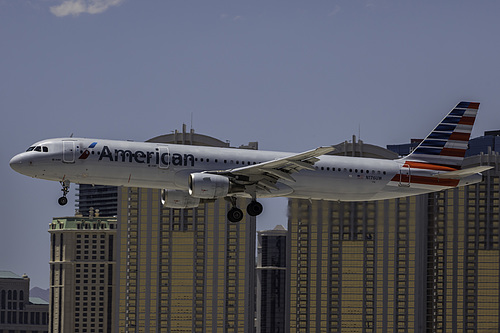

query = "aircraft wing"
[[433, 165, 493, 179], [210, 146, 335, 192]]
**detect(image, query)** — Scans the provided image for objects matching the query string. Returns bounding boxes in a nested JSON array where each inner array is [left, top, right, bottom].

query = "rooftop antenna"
[[190, 112, 194, 131]]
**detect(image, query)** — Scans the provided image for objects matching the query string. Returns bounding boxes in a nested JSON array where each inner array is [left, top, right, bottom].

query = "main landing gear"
[[228, 207, 244, 223], [58, 180, 70, 206], [227, 198, 263, 223]]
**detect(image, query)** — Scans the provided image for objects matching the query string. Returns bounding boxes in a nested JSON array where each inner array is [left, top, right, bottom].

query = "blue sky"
[[1, 0, 499, 288]]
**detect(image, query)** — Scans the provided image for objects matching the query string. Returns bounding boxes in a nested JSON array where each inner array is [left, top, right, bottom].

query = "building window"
[[60, 233, 64, 260]]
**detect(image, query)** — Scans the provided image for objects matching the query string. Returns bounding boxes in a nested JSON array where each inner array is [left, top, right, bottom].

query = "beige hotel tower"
[[115, 127, 258, 332], [287, 137, 500, 333]]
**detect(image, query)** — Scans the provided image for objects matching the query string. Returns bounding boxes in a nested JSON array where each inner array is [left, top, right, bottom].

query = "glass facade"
[[76, 184, 118, 217], [257, 226, 288, 333]]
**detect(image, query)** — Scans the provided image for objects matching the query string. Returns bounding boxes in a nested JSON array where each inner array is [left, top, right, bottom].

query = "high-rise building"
[[0, 271, 49, 333], [76, 184, 118, 217], [114, 126, 258, 332], [287, 136, 500, 332], [256, 225, 288, 333], [465, 130, 500, 157], [423, 151, 499, 332], [48, 213, 117, 333]]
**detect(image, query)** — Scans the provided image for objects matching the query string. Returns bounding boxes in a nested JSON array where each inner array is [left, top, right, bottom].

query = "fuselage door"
[[399, 164, 411, 187], [63, 141, 76, 164], [158, 146, 169, 169]]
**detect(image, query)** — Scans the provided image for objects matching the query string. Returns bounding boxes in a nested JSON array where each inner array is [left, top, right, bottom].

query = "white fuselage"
[[10, 137, 481, 202]]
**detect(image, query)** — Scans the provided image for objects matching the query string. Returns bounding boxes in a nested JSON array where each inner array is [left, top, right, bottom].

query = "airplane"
[[10, 101, 492, 222]]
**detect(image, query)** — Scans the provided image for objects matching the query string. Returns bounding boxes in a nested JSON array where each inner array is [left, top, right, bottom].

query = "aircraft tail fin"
[[402, 101, 479, 169]]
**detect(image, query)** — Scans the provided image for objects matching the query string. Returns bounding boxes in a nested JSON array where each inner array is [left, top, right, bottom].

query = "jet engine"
[[161, 189, 200, 209], [189, 173, 230, 199]]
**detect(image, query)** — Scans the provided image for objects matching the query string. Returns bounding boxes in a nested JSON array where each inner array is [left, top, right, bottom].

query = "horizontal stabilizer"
[[433, 165, 493, 179]]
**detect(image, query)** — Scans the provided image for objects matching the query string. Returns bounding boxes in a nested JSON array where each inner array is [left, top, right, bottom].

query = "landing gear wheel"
[[58, 196, 68, 206], [247, 201, 263, 217], [228, 207, 244, 223], [59, 180, 70, 206]]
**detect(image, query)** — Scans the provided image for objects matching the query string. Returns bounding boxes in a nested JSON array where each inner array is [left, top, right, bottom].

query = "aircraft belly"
[[68, 163, 177, 189], [289, 172, 388, 201]]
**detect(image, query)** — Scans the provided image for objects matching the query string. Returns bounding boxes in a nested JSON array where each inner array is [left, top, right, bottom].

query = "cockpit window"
[[27, 145, 49, 152]]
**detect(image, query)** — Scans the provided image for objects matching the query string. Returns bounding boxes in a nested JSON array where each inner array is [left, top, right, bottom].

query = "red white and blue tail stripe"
[[402, 101, 479, 169]]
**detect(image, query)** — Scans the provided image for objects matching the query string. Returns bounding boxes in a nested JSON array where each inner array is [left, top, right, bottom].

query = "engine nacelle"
[[161, 189, 200, 209], [189, 173, 230, 199]]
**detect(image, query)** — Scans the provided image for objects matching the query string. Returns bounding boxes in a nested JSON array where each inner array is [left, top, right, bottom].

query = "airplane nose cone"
[[9, 154, 26, 174]]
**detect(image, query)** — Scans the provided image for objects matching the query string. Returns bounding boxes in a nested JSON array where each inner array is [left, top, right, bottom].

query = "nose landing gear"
[[58, 180, 70, 206]]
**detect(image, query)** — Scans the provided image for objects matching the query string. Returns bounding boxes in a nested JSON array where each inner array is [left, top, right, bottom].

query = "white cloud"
[[50, 0, 124, 17], [328, 5, 341, 17], [220, 13, 244, 22]]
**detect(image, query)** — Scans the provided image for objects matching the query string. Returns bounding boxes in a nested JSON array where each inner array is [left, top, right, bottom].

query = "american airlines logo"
[[79, 142, 98, 159], [98, 145, 195, 166]]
